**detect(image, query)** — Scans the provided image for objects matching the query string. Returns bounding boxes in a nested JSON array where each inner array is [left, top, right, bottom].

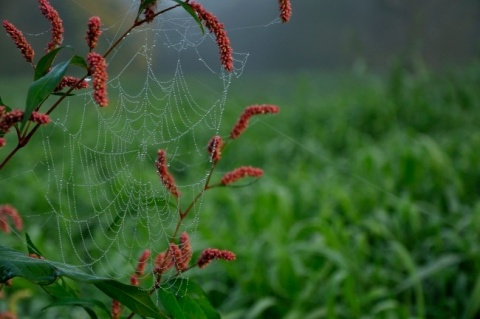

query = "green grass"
[[1, 61, 480, 318]]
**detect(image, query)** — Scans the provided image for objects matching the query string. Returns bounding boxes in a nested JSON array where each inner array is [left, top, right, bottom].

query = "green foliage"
[[0, 246, 164, 318], [158, 279, 220, 319], [2, 62, 480, 318]]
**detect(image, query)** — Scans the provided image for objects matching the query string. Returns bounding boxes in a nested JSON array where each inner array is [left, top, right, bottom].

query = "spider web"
[[7, 0, 261, 283]]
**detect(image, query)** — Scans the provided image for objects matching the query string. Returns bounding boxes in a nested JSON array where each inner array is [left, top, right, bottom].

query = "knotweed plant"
[[0, 0, 291, 318]]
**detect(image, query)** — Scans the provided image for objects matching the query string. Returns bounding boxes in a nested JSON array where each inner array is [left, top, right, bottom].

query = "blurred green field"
[[1, 61, 480, 318]]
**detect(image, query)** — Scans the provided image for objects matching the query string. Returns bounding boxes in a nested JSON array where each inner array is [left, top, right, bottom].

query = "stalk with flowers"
[[0, 0, 292, 318]]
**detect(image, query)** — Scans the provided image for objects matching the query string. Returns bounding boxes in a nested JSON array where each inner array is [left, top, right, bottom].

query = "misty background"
[[1, 0, 479, 76]]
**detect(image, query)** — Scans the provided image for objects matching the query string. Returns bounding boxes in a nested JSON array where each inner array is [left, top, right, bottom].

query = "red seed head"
[[156, 150, 180, 198], [278, 0, 292, 23], [87, 52, 109, 107], [0, 204, 23, 234], [3, 20, 35, 63], [38, 0, 64, 52], [207, 135, 223, 163], [85, 16, 102, 50], [230, 104, 279, 139], [197, 248, 236, 269], [189, 1, 233, 72], [220, 166, 263, 186]]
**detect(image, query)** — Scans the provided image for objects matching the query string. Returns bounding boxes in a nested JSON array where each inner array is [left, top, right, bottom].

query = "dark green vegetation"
[[1, 61, 480, 318]]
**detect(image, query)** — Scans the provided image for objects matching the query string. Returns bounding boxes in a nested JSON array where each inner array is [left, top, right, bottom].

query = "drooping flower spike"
[[0, 204, 23, 234], [156, 149, 180, 198], [221, 166, 264, 186], [230, 104, 279, 139], [197, 248, 236, 269], [38, 0, 64, 52], [2, 20, 35, 63], [189, 1, 234, 72]]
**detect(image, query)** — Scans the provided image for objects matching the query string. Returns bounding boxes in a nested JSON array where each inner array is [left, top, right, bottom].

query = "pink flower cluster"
[[189, 1, 233, 72], [156, 149, 180, 198], [2, 20, 34, 63], [207, 135, 223, 163], [230, 104, 280, 139], [278, 0, 292, 23], [154, 232, 193, 274], [87, 52, 109, 107], [0, 204, 23, 234], [0, 108, 24, 134], [130, 249, 151, 286], [85, 16, 102, 50], [54, 76, 89, 92], [196, 248, 236, 269], [221, 166, 264, 186], [38, 0, 64, 52]]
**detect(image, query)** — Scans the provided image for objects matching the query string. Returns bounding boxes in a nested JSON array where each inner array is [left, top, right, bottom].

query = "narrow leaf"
[[0, 246, 165, 319], [95, 281, 166, 319], [158, 278, 220, 319], [171, 0, 205, 34], [0, 97, 12, 112], [24, 59, 71, 128], [0, 246, 57, 285], [26, 233, 44, 257], [34, 47, 72, 80], [70, 55, 88, 70], [42, 298, 110, 318]]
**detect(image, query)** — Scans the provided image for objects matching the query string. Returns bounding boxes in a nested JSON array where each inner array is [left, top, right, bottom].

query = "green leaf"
[[70, 55, 88, 70], [0, 97, 12, 112], [0, 246, 58, 285], [24, 59, 72, 129], [95, 281, 167, 319], [26, 233, 44, 257], [42, 277, 78, 299], [34, 47, 72, 81], [158, 278, 220, 319], [171, 0, 205, 34], [0, 246, 165, 319], [43, 298, 111, 319]]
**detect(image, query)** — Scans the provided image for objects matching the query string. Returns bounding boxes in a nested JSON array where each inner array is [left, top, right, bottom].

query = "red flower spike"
[[197, 248, 236, 269], [154, 251, 174, 274], [189, 1, 233, 72], [85, 16, 102, 50], [156, 149, 180, 198], [0, 204, 23, 234], [130, 274, 140, 286], [220, 166, 263, 186], [3, 20, 35, 63], [230, 104, 279, 139], [38, 0, 64, 52], [207, 135, 223, 163], [178, 232, 192, 271], [278, 0, 292, 23], [111, 300, 121, 319], [135, 249, 150, 276], [31, 112, 50, 125], [0, 138, 6, 148], [0, 109, 24, 134], [87, 52, 109, 107], [0, 311, 17, 319], [54, 76, 89, 92], [169, 243, 183, 271]]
